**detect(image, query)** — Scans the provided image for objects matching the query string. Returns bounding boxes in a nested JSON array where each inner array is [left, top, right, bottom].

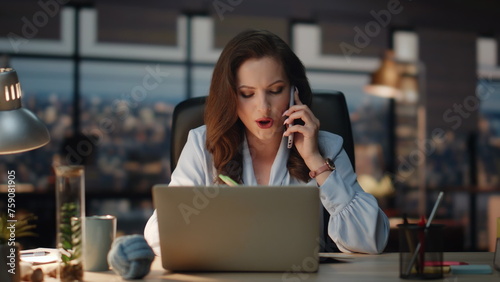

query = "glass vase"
[[54, 165, 85, 282]]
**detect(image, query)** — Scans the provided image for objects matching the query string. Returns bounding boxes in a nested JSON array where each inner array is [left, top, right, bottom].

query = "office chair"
[[170, 91, 355, 252]]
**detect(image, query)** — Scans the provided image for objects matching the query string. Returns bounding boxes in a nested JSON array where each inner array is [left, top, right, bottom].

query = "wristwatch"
[[309, 158, 335, 178]]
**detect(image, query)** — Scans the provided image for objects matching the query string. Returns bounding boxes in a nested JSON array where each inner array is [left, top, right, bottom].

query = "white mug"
[[84, 215, 117, 271]]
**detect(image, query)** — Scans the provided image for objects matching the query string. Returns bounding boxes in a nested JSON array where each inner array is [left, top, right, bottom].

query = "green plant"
[[59, 202, 82, 263], [0, 213, 37, 245], [58, 202, 83, 281]]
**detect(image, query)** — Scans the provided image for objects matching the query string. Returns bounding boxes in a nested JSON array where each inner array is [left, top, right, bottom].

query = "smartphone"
[[287, 86, 297, 149]]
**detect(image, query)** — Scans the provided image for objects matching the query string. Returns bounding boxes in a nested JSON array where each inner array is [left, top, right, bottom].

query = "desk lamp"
[[0, 68, 50, 154]]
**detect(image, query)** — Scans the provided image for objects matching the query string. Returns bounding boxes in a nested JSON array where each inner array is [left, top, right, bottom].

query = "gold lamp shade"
[[364, 50, 401, 99], [0, 68, 50, 154]]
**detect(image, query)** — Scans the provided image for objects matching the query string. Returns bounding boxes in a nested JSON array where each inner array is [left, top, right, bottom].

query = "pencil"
[[402, 214, 416, 255]]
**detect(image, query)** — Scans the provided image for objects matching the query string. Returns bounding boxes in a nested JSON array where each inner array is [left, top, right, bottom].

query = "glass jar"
[[54, 165, 85, 282]]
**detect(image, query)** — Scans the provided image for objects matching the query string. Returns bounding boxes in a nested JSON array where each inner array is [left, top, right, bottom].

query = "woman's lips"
[[256, 118, 273, 129]]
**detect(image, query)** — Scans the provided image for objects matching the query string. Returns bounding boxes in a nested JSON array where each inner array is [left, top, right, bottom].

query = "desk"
[[81, 252, 499, 281]]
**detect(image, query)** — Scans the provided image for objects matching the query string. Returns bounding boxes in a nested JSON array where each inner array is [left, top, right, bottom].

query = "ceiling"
[[3, 0, 500, 36]]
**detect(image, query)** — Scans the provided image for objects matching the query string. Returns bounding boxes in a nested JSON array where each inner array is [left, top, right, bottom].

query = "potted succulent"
[[0, 213, 37, 282]]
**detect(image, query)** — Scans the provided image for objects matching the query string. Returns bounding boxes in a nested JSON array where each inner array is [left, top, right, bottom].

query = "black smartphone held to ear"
[[287, 86, 297, 149]]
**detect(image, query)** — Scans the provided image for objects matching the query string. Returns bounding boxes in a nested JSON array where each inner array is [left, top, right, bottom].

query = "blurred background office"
[[1, 0, 499, 252]]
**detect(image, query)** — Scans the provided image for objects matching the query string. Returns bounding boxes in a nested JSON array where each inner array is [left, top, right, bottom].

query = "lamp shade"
[[364, 50, 401, 99], [0, 68, 50, 154]]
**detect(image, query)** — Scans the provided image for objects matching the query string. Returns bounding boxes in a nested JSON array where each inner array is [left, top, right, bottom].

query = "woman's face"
[[236, 56, 291, 143]]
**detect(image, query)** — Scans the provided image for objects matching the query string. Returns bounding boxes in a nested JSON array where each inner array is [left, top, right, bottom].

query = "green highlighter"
[[218, 174, 239, 187]]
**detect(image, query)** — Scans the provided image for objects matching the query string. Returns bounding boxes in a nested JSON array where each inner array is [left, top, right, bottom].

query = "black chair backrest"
[[170, 96, 207, 171], [310, 92, 355, 170], [170, 91, 355, 172]]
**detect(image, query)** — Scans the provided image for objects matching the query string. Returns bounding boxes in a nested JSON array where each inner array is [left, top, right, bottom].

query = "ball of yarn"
[[107, 234, 155, 280]]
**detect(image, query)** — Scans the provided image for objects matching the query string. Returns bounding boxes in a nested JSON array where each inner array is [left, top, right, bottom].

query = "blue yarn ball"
[[107, 234, 155, 280]]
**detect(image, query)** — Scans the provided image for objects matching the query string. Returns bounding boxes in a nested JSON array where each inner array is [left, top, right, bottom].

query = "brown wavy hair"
[[205, 29, 313, 184]]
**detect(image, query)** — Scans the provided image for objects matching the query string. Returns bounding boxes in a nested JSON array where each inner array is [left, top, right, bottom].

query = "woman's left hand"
[[282, 89, 322, 163]]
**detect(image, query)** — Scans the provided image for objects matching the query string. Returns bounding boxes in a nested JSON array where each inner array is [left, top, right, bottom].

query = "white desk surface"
[[81, 252, 499, 281]]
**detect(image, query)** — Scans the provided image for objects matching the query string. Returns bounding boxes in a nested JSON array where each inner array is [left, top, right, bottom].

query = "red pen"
[[418, 216, 426, 274], [424, 261, 468, 266]]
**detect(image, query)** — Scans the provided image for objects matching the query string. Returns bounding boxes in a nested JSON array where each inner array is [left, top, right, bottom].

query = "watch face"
[[326, 158, 335, 170]]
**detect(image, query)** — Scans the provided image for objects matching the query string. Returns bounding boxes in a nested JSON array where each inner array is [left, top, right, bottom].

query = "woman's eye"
[[269, 87, 283, 94], [240, 92, 254, 98]]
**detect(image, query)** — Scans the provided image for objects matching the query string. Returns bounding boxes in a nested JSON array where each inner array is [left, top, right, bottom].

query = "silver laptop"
[[152, 185, 320, 272]]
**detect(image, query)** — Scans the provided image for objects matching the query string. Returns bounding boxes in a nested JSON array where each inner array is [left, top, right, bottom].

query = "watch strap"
[[309, 158, 335, 178]]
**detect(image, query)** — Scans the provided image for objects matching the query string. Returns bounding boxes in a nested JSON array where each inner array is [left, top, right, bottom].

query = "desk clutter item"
[[19, 261, 44, 282], [398, 192, 444, 280], [107, 235, 155, 280], [450, 264, 493, 274], [84, 215, 116, 272], [20, 248, 59, 265], [398, 223, 444, 280], [54, 165, 85, 282]]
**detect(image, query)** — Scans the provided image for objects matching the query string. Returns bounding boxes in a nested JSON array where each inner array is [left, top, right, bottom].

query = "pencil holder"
[[398, 224, 444, 280]]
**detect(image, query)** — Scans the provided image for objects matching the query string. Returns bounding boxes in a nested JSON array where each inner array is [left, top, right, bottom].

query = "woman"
[[145, 29, 389, 255]]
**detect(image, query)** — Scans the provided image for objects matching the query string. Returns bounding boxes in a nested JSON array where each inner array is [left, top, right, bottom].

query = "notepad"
[[20, 248, 58, 265], [450, 264, 493, 274]]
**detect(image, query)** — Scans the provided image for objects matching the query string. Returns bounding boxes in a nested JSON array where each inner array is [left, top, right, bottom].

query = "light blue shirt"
[[145, 125, 389, 255]]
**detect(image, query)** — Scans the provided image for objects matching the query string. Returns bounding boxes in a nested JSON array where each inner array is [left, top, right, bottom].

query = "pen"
[[218, 174, 239, 187], [417, 216, 426, 274], [425, 191, 444, 230], [402, 214, 417, 268], [21, 251, 50, 257]]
